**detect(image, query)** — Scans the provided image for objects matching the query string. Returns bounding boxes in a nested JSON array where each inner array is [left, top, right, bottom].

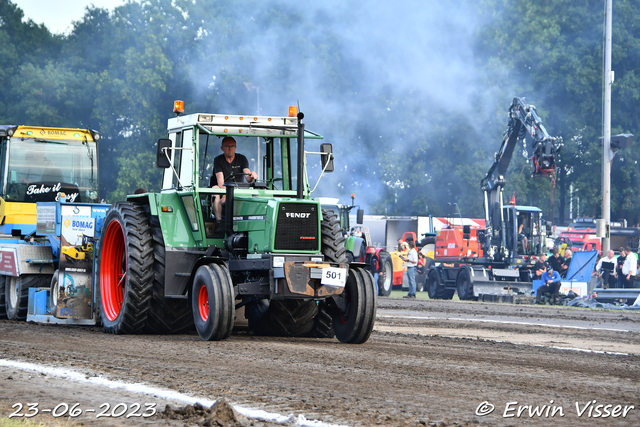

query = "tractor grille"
[[274, 203, 319, 251]]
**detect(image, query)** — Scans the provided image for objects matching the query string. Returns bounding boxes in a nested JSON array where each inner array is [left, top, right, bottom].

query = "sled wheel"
[[49, 270, 59, 314], [98, 202, 153, 334], [0, 276, 6, 319], [191, 264, 234, 341], [332, 266, 376, 344], [5, 275, 49, 320]]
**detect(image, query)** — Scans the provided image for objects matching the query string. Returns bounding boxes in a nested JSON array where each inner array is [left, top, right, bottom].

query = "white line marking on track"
[[378, 314, 633, 333], [0, 359, 348, 427]]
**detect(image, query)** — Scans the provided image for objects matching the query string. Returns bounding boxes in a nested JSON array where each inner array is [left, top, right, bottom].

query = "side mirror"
[[463, 225, 471, 240], [320, 143, 334, 173], [157, 139, 172, 168], [356, 208, 364, 225]]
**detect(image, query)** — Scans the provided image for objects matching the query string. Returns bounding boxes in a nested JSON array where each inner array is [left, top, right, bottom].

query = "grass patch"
[[387, 290, 459, 301]]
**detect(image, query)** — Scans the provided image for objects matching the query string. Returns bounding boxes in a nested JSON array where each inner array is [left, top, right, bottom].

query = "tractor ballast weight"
[[96, 105, 376, 343]]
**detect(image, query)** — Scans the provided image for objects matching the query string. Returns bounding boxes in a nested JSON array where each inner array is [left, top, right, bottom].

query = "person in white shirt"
[[595, 249, 617, 288], [401, 239, 418, 298], [622, 247, 638, 288]]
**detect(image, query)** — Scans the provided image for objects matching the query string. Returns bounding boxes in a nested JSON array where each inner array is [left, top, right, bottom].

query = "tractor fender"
[[344, 236, 365, 262], [184, 256, 229, 308]]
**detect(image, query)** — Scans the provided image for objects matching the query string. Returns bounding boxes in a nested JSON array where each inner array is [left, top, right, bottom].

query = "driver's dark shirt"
[[211, 154, 249, 186]]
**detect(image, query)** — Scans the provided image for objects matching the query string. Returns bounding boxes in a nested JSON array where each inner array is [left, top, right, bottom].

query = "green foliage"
[[0, 0, 638, 224]]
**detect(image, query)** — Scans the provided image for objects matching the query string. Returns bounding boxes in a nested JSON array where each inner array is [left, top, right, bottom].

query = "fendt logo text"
[[285, 212, 311, 219]]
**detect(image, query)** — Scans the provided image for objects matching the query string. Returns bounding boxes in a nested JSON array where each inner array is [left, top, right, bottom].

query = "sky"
[[16, 0, 125, 34]]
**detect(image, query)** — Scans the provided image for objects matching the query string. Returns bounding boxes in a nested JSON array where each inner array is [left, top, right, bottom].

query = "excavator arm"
[[480, 97, 562, 260]]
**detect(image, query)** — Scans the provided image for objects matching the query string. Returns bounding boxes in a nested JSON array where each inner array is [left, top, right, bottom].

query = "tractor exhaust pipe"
[[297, 112, 305, 199], [224, 183, 235, 237]]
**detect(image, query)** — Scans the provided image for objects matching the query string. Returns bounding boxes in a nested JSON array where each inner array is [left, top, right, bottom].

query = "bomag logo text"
[[286, 212, 311, 219], [40, 129, 68, 136], [72, 220, 94, 229]]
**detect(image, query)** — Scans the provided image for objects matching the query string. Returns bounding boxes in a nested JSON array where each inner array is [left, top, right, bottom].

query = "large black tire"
[[417, 258, 434, 292], [321, 208, 348, 264], [49, 270, 59, 315], [0, 276, 6, 319], [5, 275, 49, 320], [145, 214, 194, 334], [377, 250, 393, 297], [456, 267, 476, 300], [312, 300, 335, 338], [249, 208, 348, 337], [426, 268, 454, 300], [249, 299, 318, 337], [332, 266, 376, 344], [192, 264, 235, 341], [97, 202, 154, 334]]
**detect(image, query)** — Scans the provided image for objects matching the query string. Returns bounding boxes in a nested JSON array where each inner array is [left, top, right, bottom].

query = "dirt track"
[[1, 297, 640, 426]]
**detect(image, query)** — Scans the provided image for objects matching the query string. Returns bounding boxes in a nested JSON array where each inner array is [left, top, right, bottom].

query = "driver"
[[210, 136, 258, 221]]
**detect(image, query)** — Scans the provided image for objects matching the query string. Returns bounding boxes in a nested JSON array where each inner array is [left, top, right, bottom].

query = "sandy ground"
[[1, 297, 639, 426]]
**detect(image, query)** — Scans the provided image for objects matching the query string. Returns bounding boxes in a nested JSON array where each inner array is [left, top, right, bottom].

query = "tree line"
[[1, 0, 638, 225]]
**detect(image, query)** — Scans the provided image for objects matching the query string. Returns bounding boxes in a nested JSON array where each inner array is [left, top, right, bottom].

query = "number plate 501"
[[321, 267, 347, 287]]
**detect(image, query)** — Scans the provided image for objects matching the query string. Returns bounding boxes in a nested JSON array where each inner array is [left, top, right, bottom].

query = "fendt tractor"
[[96, 102, 376, 343], [426, 97, 562, 301], [319, 195, 395, 296], [0, 125, 103, 321]]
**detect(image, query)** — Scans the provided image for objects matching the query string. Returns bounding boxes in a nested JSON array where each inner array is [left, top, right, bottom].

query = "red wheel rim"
[[198, 284, 209, 321], [100, 219, 126, 321]]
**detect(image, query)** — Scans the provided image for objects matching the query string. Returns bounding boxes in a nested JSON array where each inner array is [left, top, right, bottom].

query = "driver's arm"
[[214, 171, 225, 188], [243, 167, 258, 183]]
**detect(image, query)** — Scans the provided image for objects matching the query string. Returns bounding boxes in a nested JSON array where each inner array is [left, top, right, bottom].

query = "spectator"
[[401, 239, 418, 299], [548, 248, 564, 272], [560, 249, 572, 278], [616, 247, 627, 289], [536, 265, 562, 304], [365, 247, 380, 295], [622, 247, 638, 288], [595, 249, 617, 288], [534, 253, 548, 273]]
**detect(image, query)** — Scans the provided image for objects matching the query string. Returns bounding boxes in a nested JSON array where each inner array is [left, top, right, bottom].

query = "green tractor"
[[96, 103, 376, 343]]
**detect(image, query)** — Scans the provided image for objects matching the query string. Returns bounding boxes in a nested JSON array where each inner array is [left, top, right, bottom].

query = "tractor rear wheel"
[[248, 299, 318, 337], [0, 276, 6, 319], [332, 266, 376, 344], [191, 264, 234, 341], [377, 250, 393, 296], [145, 214, 194, 334], [5, 275, 49, 320], [97, 202, 154, 334]]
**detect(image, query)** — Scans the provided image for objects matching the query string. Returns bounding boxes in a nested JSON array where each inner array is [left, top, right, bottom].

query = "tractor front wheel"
[[331, 266, 376, 344], [191, 264, 234, 341]]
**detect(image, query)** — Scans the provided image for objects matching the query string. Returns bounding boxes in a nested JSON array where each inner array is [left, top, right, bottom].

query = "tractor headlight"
[[273, 257, 285, 268]]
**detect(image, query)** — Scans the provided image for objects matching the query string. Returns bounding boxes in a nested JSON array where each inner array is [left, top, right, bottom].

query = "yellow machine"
[[61, 236, 94, 263], [0, 125, 100, 236]]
